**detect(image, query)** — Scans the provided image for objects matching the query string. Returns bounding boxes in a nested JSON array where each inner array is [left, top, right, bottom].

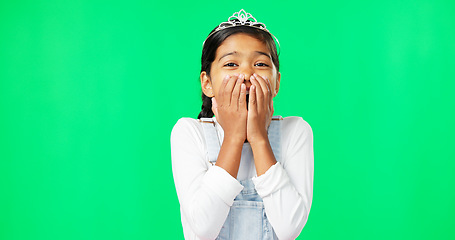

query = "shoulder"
[[171, 117, 201, 132], [282, 116, 313, 137], [171, 117, 205, 144], [170, 117, 209, 163], [280, 116, 313, 156]]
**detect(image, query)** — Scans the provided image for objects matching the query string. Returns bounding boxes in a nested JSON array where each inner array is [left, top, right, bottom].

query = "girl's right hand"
[[211, 74, 248, 143]]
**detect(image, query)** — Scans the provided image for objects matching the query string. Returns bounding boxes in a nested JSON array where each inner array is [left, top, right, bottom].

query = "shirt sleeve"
[[171, 118, 244, 239], [252, 117, 314, 240]]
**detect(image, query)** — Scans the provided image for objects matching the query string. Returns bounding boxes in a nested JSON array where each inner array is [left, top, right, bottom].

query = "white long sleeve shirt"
[[170, 116, 314, 240]]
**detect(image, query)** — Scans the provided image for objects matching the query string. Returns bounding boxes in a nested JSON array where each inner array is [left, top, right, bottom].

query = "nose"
[[239, 66, 254, 83], [243, 73, 252, 82]]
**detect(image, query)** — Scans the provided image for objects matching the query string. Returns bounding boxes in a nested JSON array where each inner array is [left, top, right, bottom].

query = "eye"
[[224, 62, 238, 67], [255, 62, 269, 67]]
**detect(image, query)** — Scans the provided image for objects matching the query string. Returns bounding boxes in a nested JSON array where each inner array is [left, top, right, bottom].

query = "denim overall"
[[199, 116, 282, 240]]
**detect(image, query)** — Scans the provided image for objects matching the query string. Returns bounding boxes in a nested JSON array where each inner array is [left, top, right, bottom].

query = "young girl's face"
[[201, 33, 281, 99]]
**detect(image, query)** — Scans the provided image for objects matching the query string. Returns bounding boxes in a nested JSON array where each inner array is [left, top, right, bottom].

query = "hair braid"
[[197, 92, 214, 119]]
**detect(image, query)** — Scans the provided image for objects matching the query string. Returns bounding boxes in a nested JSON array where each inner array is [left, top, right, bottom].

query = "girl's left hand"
[[247, 73, 274, 144]]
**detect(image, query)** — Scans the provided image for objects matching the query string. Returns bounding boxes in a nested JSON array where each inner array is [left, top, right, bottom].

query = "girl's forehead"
[[216, 34, 270, 56]]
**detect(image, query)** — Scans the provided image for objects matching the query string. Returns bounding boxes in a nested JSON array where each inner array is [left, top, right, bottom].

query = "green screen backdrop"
[[1, 0, 454, 239]]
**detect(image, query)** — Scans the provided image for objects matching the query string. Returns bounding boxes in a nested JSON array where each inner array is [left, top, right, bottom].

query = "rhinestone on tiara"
[[203, 9, 280, 50], [219, 9, 267, 32]]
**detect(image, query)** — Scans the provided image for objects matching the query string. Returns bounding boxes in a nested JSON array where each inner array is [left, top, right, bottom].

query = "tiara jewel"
[[230, 9, 255, 24], [225, 9, 266, 29], [210, 9, 268, 35], [203, 9, 280, 50]]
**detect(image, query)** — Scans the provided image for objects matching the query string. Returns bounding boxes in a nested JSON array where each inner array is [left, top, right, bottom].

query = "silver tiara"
[[203, 9, 280, 50]]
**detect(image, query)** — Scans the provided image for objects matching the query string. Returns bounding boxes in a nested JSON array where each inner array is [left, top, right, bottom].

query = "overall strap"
[[268, 116, 283, 163], [199, 118, 220, 165]]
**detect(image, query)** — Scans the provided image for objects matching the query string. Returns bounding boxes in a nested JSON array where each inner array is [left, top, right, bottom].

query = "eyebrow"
[[218, 51, 271, 62], [254, 51, 271, 58], [218, 51, 238, 62]]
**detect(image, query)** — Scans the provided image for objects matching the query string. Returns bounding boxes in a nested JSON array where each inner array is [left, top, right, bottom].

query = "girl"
[[171, 9, 314, 240]]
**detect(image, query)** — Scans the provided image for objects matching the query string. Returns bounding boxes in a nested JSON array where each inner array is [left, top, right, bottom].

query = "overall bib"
[[199, 116, 282, 240]]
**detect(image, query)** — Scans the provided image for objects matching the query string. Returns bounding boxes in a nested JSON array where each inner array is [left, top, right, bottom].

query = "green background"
[[1, 0, 454, 239]]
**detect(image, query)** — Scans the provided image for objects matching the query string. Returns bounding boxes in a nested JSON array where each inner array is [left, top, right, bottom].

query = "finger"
[[231, 74, 244, 108], [250, 75, 264, 108], [248, 85, 257, 113], [239, 83, 246, 110], [211, 97, 219, 117], [253, 73, 271, 107], [224, 74, 238, 106], [271, 99, 274, 116], [217, 75, 230, 104], [264, 75, 273, 108]]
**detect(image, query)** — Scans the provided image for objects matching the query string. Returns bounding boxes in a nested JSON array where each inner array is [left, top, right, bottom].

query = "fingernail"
[[250, 75, 255, 80], [224, 75, 230, 80], [239, 74, 244, 79]]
